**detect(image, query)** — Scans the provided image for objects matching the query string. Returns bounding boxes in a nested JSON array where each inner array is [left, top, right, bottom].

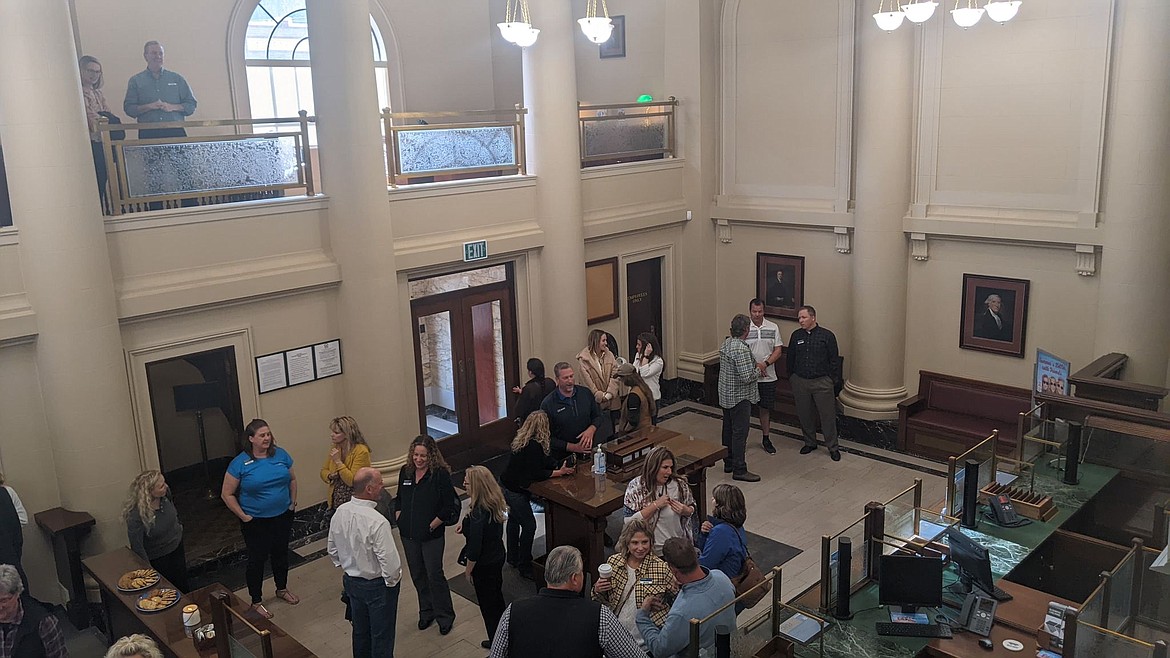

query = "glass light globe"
[[984, 1, 1021, 23], [578, 16, 614, 44], [497, 22, 529, 44], [513, 26, 540, 48], [951, 6, 984, 27], [873, 10, 906, 31], [900, 1, 938, 23]]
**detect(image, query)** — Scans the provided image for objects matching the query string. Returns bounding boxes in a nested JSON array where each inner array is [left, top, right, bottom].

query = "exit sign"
[[463, 240, 488, 262]]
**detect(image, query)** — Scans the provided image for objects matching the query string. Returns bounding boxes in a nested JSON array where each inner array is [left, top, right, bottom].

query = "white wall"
[[575, 0, 667, 103]]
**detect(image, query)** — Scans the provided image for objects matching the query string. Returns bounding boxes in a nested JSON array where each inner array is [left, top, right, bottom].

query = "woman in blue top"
[[699, 483, 748, 612], [221, 418, 299, 619]]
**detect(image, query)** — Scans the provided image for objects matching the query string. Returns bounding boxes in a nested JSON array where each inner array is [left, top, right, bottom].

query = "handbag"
[[330, 476, 354, 510], [730, 529, 770, 608]]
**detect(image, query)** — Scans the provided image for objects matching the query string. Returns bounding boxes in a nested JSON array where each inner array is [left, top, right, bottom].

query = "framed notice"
[[255, 353, 288, 394], [586, 257, 620, 324], [313, 340, 342, 378], [255, 339, 343, 394], [286, 347, 315, 386]]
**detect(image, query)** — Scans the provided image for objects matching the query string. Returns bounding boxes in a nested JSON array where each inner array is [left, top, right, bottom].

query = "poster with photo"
[[1034, 349, 1071, 396]]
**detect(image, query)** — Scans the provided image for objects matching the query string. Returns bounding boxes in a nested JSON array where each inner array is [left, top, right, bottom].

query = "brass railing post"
[[515, 103, 527, 176], [819, 535, 832, 613], [382, 108, 397, 188], [667, 95, 678, 158], [687, 617, 701, 658], [913, 478, 922, 532], [770, 566, 783, 638], [298, 110, 315, 196], [1098, 570, 1112, 629]]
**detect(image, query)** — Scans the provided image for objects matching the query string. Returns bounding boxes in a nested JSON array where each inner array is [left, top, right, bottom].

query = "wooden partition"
[[1070, 353, 1168, 410]]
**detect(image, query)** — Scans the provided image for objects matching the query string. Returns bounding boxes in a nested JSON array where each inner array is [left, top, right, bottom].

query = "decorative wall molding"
[[583, 199, 688, 240], [386, 174, 535, 201], [116, 250, 340, 321], [677, 349, 718, 381], [393, 219, 544, 271], [1075, 244, 1097, 277], [910, 232, 928, 261], [104, 196, 329, 233], [579, 158, 685, 181], [902, 217, 1102, 249], [834, 226, 851, 254], [909, 0, 1115, 228], [716, 219, 731, 243], [0, 293, 36, 346], [719, 0, 854, 212]]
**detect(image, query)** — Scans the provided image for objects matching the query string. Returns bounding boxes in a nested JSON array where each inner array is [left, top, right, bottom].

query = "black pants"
[[721, 399, 751, 474], [150, 541, 190, 592], [503, 487, 535, 571], [90, 140, 108, 210], [401, 535, 455, 626], [471, 560, 506, 642], [240, 510, 293, 604]]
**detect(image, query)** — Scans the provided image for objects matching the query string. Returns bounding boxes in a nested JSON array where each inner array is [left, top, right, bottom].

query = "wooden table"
[[83, 547, 315, 657], [528, 426, 727, 575]]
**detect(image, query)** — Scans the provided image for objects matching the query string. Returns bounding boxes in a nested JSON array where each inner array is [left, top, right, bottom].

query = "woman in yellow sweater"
[[319, 415, 372, 510]]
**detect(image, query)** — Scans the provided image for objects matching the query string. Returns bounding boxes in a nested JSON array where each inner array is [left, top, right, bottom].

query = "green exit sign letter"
[[463, 240, 488, 262]]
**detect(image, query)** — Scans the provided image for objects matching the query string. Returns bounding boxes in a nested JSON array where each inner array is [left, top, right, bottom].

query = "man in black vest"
[[487, 546, 643, 658], [0, 564, 67, 657]]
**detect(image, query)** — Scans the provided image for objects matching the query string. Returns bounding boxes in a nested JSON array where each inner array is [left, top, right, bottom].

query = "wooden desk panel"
[[84, 548, 314, 657]]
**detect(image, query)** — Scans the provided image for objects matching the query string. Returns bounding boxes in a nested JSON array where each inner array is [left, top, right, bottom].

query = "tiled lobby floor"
[[228, 401, 947, 657]]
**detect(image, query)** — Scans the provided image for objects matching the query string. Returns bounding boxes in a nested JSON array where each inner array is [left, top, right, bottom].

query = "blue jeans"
[[344, 574, 399, 658]]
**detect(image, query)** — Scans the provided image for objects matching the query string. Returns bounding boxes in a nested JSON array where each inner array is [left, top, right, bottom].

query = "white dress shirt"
[[328, 497, 402, 587]]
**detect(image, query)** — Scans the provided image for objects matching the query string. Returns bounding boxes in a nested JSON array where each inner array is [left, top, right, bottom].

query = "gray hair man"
[[488, 546, 644, 658], [0, 564, 67, 657], [719, 313, 762, 481]]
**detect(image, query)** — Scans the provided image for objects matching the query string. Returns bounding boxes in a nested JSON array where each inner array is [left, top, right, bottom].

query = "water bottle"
[[593, 444, 606, 474]]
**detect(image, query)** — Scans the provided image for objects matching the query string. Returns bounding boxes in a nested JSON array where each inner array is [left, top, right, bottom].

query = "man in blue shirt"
[[539, 362, 601, 463], [124, 41, 197, 139], [636, 537, 737, 658]]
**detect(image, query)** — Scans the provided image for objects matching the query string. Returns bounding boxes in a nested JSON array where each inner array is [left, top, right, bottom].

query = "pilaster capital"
[[910, 232, 928, 261], [834, 226, 851, 254], [1075, 244, 1096, 276]]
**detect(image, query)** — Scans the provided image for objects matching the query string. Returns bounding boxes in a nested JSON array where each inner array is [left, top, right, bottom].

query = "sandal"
[[276, 589, 300, 605], [251, 603, 274, 619]]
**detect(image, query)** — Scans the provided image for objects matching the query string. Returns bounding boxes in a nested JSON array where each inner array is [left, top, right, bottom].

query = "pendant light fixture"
[[498, 0, 540, 48], [579, 0, 615, 44]]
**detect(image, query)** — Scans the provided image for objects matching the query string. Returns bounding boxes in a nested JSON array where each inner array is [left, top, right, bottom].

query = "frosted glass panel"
[[122, 136, 301, 197], [582, 115, 667, 157], [397, 126, 516, 174]]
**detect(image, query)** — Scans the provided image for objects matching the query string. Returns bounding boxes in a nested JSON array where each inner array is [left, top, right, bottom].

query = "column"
[[1092, 0, 1170, 386], [836, 19, 914, 420], [0, 0, 139, 551], [523, 0, 589, 364], [306, 0, 417, 444], [666, 0, 722, 377]]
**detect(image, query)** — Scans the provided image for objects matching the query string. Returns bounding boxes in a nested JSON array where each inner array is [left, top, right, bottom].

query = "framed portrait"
[[585, 257, 619, 324], [755, 253, 805, 320], [960, 274, 1030, 358], [599, 15, 626, 59]]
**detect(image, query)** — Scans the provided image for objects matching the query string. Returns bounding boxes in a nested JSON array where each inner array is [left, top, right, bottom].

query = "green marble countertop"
[[767, 461, 1120, 657]]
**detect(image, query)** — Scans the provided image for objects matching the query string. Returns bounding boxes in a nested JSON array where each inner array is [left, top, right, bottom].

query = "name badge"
[[797, 340, 806, 345], [638, 578, 654, 585], [167, 82, 178, 86], [244, 460, 255, 466], [402, 481, 412, 486]]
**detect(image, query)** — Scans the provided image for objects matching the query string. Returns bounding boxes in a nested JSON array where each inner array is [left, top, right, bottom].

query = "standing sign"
[[1034, 349, 1071, 396]]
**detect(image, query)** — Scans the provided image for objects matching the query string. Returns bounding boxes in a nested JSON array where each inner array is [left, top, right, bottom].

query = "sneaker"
[[799, 445, 816, 455], [830, 450, 842, 462], [762, 439, 777, 454], [732, 471, 761, 482]]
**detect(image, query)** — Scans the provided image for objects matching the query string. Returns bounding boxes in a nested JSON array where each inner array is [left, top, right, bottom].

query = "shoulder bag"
[[730, 528, 770, 608]]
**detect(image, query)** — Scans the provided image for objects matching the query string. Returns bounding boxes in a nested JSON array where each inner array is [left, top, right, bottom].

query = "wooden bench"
[[897, 371, 1032, 461], [703, 346, 844, 425]]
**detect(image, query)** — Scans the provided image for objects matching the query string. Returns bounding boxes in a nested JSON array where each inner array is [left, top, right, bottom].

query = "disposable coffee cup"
[[598, 564, 613, 580], [182, 605, 201, 637]]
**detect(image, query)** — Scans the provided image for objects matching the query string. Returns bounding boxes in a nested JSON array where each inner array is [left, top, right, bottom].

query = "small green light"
[[637, 94, 654, 103]]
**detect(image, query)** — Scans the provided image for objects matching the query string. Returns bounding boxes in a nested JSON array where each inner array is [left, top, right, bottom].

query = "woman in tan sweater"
[[577, 329, 622, 440]]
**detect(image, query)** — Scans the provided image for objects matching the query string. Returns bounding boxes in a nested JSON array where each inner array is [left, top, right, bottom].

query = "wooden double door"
[[410, 279, 518, 469]]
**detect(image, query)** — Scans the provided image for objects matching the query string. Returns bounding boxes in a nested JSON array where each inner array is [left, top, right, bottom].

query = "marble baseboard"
[[186, 501, 330, 579]]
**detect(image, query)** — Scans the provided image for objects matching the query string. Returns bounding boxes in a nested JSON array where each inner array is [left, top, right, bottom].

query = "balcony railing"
[[578, 98, 678, 168], [96, 112, 315, 216], [382, 108, 527, 187]]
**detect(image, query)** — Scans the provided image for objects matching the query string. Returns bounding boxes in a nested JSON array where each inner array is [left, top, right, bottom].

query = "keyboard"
[[875, 622, 953, 639], [989, 585, 1014, 602]]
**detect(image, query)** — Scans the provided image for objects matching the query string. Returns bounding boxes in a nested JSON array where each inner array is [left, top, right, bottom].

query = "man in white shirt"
[[329, 467, 402, 658], [747, 299, 783, 455]]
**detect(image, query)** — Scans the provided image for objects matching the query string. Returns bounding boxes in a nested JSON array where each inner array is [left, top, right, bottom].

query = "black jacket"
[[394, 466, 458, 541], [500, 440, 557, 493], [462, 505, 505, 566], [539, 385, 602, 460], [508, 588, 603, 658], [514, 376, 556, 425]]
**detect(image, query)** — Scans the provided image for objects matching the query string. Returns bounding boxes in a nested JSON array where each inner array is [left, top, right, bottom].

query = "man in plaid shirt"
[[719, 314, 761, 482], [0, 564, 67, 658]]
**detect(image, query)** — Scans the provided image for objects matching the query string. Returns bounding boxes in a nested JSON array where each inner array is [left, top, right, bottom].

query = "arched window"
[[244, 0, 392, 144]]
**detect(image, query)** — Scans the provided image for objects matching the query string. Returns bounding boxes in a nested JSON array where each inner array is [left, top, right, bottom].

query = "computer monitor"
[[878, 554, 944, 614], [945, 527, 996, 596]]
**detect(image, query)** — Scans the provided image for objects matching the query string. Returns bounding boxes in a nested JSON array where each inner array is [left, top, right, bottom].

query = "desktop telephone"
[[958, 592, 998, 637], [985, 494, 1032, 528]]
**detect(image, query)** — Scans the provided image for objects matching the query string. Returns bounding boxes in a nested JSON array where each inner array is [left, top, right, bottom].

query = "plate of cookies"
[[117, 569, 161, 592], [136, 588, 180, 613]]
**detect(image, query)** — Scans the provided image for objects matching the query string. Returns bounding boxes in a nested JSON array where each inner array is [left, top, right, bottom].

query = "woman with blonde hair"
[[123, 470, 188, 591], [577, 328, 622, 440], [319, 415, 372, 510], [622, 447, 695, 555], [105, 633, 163, 658], [459, 465, 508, 649], [592, 518, 675, 647], [500, 411, 574, 578]]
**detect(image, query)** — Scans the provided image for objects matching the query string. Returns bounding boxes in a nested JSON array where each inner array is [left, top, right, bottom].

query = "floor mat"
[[447, 510, 800, 607]]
